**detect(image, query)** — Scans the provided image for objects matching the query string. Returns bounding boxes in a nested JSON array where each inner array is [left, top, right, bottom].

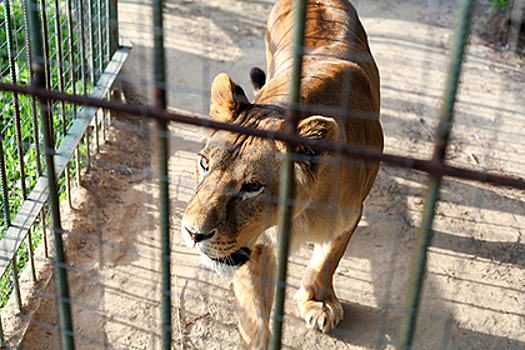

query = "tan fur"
[[181, 0, 383, 348]]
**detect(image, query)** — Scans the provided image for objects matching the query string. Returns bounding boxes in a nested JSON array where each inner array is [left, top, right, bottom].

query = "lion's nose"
[[185, 227, 216, 243]]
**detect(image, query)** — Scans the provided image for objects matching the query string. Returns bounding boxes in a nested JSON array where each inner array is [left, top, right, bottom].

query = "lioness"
[[181, 0, 383, 348]]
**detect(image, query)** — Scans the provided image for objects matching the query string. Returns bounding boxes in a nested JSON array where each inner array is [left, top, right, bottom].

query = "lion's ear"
[[293, 116, 340, 182], [296, 116, 340, 144], [210, 73, 250, 122]]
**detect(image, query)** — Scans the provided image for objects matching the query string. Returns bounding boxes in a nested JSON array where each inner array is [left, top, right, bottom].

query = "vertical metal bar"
[[397, 0, 475, 348], [0, 140, 10, 228], [107, 0, 119, 126], [89, 0, 96, 82], [65, 0, 77, 116], [27, 228, 37, 281], [94, 0, 102, 155], [75, 148, 81, 186], [104, 0, 110, 62], [41, 209, 49, 258], [85, 129, 91, 168], [5, 0, 28, 201], [153, 0, 171, 348], [26, 0, 76, 348], [78, 0, 89, 174], [508, 0, 525, 53], [78, 0, 88, 96], [39, 0, 56, 149], [22, 0, 43, 176], [53, 0, 73, 208], [11, 256, 22, 309], [94, 111, 100, 154], [97, 0, 104, 73], [108, 0, 118, 56], [269, 1, 307, 349], [0, 315, 4, 347], [65, 0, 80, 185], [0, 102, 21, 310], [11, 254, 22, 310]]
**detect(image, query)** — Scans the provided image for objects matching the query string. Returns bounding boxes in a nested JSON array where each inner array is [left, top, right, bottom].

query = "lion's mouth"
[[208, 247, 251, 267]]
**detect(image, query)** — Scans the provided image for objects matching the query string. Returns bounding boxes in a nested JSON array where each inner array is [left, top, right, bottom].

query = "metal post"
[[26, 0, 76, 348], [97, 0, 104, 73], [89, 0, 96, 82], [269, 1, 307, 349], [508, 0, 525, 53], [5, 0, 28, 201], [39, 0, 55, 147], [153, 0, 171, 348], [397, 0, 475, 348], [0, 140, 10, 230], [78, 0, 89, 174], [28, 228, 37, 281], [53, 0, 73, 208], [78, 0, 88, 96], [11, 257, 22, 309], [0, 315, 4, 347], [41, 208, 49, 258], [22, 0, 43, 176], [65, 0, 79, 185], [108, 0, 119, 56]]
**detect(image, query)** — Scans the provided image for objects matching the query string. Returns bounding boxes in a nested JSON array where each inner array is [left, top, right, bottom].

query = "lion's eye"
[[242, 180, 262, 193], [198, 155, 209, 172]]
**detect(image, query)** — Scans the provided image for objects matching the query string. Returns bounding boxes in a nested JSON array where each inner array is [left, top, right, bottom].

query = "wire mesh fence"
[[0, 0, 524, 349], [0, 0, 123, 345]]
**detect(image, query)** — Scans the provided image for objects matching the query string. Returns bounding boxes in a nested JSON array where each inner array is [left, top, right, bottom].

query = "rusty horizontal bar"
[[0, 81, 524, 191]]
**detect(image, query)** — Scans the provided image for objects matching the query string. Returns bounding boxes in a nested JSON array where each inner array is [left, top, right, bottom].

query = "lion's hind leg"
[[295, 219, 360, 333]]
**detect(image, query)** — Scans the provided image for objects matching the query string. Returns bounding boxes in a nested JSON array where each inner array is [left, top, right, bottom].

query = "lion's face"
[[182, 128, 282, 274], [181, 73, 339, 275]]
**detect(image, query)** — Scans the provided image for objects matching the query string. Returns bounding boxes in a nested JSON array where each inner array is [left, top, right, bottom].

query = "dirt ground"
[[5, 0, 524, 349]]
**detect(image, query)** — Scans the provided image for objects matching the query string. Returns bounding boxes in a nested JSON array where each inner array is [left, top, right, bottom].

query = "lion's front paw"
[[295, 289, 343, 333]]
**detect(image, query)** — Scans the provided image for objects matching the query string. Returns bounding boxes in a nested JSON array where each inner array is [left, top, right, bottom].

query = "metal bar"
[[78, 0, 88, 96], [3, 80, 525, 191], [26, 0, 76, 348], [269, 1, 308, 349], [0, 127, 11, 228], [97, 0, 104, 74], [85, 127, 91, 168], [397, 0, 475, 348], [53, 0, 73, 208], [508, 0, 525, 53], [11, 257, 22, 309], [5, 0, 28, 200], [89, 0, 97, 82], [152, 0, 171, 348], [41, 209, 49, 258], [22, 0, 43, 176], [65, 0, 79, 185], [78, 0, 90, 173], [0, 315, 4, 347], [108, 0, 118, 56], [39, 0, 55, 148], [27, 228, 37, 281], [104, 0, 109, 62], [95, 110, 100, 154]]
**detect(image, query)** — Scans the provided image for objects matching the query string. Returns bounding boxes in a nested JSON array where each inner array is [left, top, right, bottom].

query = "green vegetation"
[[490, 0, 508, 11], [1, 0, 97, 308]]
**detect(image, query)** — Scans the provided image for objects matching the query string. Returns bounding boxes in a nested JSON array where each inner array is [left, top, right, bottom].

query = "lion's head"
[[181, 73, 339, 275]]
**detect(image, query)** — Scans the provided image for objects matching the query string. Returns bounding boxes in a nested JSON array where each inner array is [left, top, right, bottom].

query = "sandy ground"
[[5, 0, 525, 349]]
